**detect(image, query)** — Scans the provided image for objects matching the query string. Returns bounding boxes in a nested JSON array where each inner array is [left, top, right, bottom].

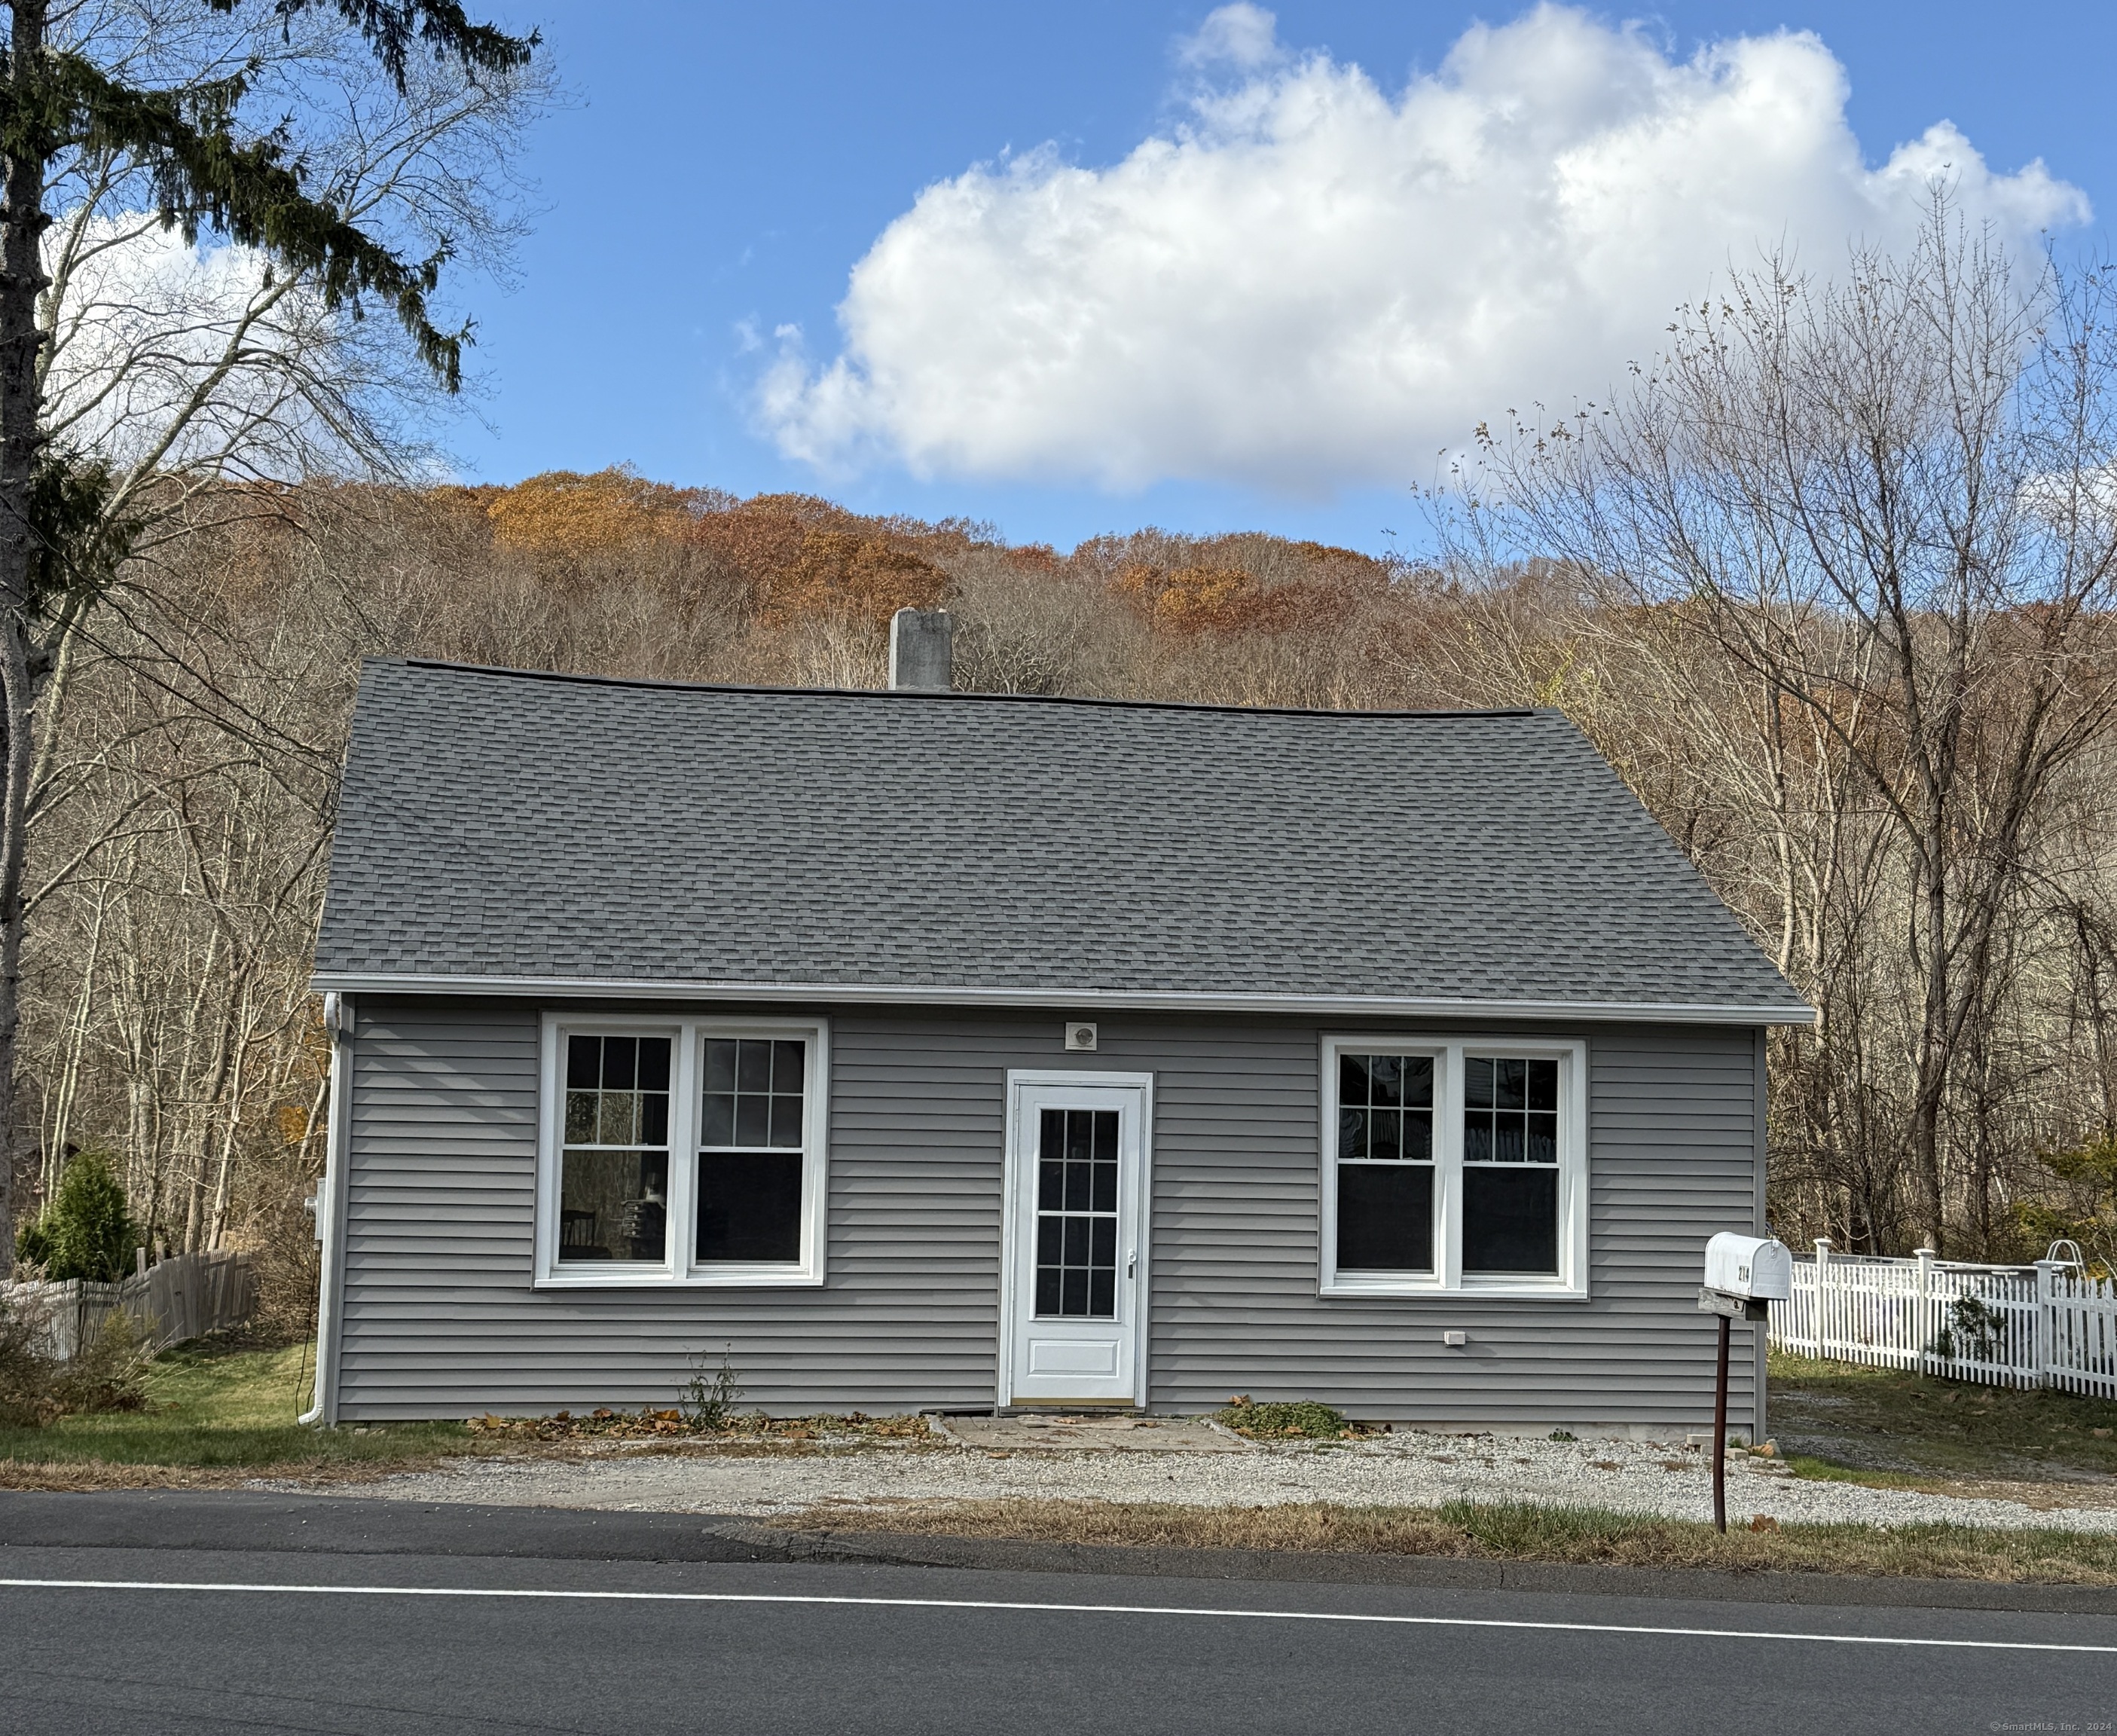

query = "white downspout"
[[301, 992, 354, 1426]]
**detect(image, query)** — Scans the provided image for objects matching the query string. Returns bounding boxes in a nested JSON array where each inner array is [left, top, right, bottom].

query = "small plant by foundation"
[[465, 1407, 936, 1444], [1214, 1397, 1361, 1439], [680, 1347, 742, 1429]]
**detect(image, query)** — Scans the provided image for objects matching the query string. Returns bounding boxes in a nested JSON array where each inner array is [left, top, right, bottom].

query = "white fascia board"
[[310, 971, 1818, 1027]]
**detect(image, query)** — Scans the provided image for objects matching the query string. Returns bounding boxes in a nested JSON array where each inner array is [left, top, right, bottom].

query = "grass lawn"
[[1768, 1349, 2117, 1488], [0, 1335, 478, 1486], [781, 1496, 2117, 1585]]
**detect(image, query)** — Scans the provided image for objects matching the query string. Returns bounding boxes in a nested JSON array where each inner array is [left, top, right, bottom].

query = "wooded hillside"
[[19, 466, 2117, 1310]]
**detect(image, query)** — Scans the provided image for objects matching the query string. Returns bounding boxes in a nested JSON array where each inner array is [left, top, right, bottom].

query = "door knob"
[[1127, 1249, 1137, 1279]]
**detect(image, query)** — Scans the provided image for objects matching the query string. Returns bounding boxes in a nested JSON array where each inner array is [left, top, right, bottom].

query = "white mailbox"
[[1704, 1232, 1792, 1301]]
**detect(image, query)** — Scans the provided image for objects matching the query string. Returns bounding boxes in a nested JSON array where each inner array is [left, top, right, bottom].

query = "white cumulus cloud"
[[761, 3, 2087, 495]]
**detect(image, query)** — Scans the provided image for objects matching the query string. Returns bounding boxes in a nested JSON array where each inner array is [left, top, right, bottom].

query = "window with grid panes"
[[559, 1035, 672, 1264], [1034, 1108, 1119, 1317], [1462, 1056, 1560, 1273], [1320, 1036, 1584, 1296], [1333, 1053, 1436, 1272], [698, 1037, 808, 1263]]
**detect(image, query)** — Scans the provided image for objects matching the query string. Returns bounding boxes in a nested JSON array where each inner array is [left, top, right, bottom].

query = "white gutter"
[[300, 992, 355, 1428], [309, 971, 1816, 1027]]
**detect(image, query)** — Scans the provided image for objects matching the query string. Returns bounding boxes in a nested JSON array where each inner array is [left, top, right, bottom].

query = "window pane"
[[1405, 1108, 1434, 1161], [558, 1148, 668, 1264], [1338, 1106, 1367, 1161], [697, 1151, 802, 1263], [1089, 1270, 1115, 1317], [1492, 1111, 1526, 1163], [1403, 1055, 1434, 1108], [1062, 1217, 1089, 1267], [602, 1038, 637, 1091], [769, 1094, 803, 1148], [735, 1094, 770, 1147], [701, 1093, 734, 1147], [1036, 1267, 1062, 1315], [597, 1093, 637, 1146], [1066, 1112, 1092, 1163], [1368, 1054, 1403, 1108], [1493, 1057, 1526, 1110], [567, 1035, 597, 1091], [1336, 1163, 1434, 1273], [771, 1040, 805, 1093], [1463, 1167, 1559, 1273], [737, 1040, 771, 1093], [637, 1040, 671, 1093], [1090, 1215, 1116, 1267], [564, 1091, 597, 1145], [1092, 1111, 1117, 1163], [1464, 1113, 1493, 1164], [1526, 1059, 1558, 1112], [704, 1040, 736, 1092], [1037, 1216, 1062, 1264], [640, 1093, 670, 1147], [1527, 1112, 1557, 1164], [1465, 1056, 1495, 1108], [1062, 1268, 1089, 1315], [1091, 1159, 1116, 1213], [1369, 1109, 1402, 1161], [1339, 1053, 1369, 1106]]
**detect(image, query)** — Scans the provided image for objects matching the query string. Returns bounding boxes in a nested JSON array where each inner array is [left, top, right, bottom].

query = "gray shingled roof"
[[313, 658, 1808, 1019]]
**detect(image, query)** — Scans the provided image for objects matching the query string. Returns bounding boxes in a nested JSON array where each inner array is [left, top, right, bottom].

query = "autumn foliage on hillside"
[[23, 461, 2117, 1294], [329, 467, 1431, 701]]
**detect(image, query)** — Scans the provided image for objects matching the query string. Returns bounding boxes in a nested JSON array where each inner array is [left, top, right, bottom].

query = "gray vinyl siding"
[[335, 999, 1761, 1432]]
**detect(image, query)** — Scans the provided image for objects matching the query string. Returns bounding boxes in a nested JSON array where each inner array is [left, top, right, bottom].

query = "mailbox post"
[[1699, 1233, 1792, 1533]]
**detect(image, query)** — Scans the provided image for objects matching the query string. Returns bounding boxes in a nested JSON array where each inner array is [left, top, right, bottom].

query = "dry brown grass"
[[0, 1450, 476, 1491], [778, 1497, 2117, 1585]]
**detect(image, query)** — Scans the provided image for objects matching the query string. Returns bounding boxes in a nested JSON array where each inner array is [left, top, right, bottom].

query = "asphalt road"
[[2, 1499, 2112, 1734]]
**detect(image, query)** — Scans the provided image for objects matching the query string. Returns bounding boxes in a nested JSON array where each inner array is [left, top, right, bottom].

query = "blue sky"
[[460, 2, 2117, 553]]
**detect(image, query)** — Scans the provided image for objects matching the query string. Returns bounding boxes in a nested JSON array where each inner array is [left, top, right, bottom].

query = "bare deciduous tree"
[[1446, 201, 2117, 1252]]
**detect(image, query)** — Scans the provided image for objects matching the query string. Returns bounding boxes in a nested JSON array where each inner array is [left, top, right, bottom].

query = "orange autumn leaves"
[[1113, 552, 1384, 637], [468, 467, 1385, 641], [475, 469, 944, 629]]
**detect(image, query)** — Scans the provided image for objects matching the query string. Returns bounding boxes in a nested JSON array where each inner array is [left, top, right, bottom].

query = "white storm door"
[[1001, 1074, 1150, 1405]]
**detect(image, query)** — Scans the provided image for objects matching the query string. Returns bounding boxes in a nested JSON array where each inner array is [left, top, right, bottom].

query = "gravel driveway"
[[300, 1426, 2117, 1533]]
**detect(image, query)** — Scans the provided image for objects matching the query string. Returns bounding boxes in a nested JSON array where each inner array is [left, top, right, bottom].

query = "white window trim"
[[534, 1010, 830, 1288], [1318, 1032, 1588, 1300]]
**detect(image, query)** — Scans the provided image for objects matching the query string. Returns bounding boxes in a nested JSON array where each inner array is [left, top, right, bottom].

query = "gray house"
[[304, 632, 1812, 1434]]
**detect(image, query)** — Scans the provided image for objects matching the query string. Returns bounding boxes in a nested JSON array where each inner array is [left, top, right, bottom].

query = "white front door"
[[1000, 1072, 1151, 1406]]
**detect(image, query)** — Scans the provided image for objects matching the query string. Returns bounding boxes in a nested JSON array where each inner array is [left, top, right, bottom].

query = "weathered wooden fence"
[[0, 1250, 254, 1360], [1768, 1241, 2117, 1399]]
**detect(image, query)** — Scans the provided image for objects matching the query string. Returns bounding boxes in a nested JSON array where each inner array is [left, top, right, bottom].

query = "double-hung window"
[[536, 1013, 829, 1287], [1319, 1035, 1586, 1297]]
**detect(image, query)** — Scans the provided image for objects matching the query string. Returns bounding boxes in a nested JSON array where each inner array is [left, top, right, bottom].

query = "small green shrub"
[[1930, 1294, 2007, 1364], [1214, 1398, 1350, 1439], [14, 1216, 52, 1270], [52, 1311, 152, 1415], [680, 1346, 742, 1429], [0, 1294, 57, 1426], [0, 1299, 148, 1428], [17, 1150, 139, 1282]]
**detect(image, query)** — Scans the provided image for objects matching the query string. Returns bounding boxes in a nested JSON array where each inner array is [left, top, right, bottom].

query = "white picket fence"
[[1769, 1240, 2117, 1399], [0, 1249, 254, 1361]]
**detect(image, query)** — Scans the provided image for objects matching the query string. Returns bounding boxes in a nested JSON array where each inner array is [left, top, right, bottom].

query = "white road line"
[[0, 1579, 2108, 1652]]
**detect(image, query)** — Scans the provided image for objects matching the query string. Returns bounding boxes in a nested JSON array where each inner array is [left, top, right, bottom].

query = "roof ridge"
[[378, 656, 1547, 723]]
